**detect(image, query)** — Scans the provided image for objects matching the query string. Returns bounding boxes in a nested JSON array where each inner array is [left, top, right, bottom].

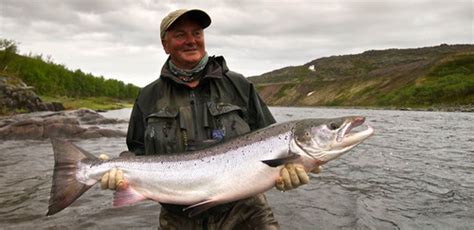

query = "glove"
[[275, 163, 321, 191], [99, 153, 126, 190]]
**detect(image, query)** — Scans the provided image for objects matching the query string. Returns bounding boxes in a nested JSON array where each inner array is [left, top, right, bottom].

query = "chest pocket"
[[207, 102, 251, 140], [145, 108, 183, 155]]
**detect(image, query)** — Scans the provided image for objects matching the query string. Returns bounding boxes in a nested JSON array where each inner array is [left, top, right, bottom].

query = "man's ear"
[[162, 39, 170, 54]]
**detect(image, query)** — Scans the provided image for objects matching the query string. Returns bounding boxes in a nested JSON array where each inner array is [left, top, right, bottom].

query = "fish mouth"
[[296, 116, 374, 164], [334, 116, 374, 149]]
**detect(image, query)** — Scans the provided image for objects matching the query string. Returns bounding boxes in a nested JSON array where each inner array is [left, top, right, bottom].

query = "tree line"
[[1, 38, 140, 99]]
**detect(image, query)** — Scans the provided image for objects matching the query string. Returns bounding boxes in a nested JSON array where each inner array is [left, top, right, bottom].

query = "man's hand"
[[275, 163, 321, 191], [99, 154, 125, 190]]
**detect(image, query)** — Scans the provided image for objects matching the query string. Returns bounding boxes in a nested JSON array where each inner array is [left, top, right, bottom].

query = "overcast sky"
[[1, 0, 472, 87]]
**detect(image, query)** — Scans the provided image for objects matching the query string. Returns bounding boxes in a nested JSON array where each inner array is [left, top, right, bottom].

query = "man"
[[101, 9, 314, 229]]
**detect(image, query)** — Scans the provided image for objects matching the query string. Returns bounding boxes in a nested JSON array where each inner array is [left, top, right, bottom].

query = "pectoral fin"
[[261, 154, 300, 167], [183, 199, 217, 217]]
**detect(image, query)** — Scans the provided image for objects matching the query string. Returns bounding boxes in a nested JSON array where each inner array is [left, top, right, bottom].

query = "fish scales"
[[79, 130, 294, 204]]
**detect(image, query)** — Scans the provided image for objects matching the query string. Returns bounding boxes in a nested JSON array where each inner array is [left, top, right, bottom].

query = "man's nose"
[[184, 33, 196, 44]]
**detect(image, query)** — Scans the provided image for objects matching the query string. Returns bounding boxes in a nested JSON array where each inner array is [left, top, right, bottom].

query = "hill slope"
[[0, 44, 140, 114], [0, 51, 140, 99], [249, 44, 474, 109]]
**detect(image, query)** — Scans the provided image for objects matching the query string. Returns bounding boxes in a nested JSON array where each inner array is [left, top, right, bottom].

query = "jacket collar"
[[160, 56, 229, 86]]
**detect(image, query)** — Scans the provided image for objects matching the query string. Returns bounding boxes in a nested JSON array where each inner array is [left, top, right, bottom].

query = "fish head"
[[291, 116, 374, 165]]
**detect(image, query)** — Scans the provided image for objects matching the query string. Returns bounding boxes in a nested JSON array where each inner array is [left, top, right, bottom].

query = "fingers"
[[287, 164, 301, 187], [275, 163, 311, 191], [275, 177, 285, 191], [281, 166, 292, 190], [116, 169, 125, 189], [101, 172, 110, 190], [311, 166, 322, 174], [296, 165, 309, 184], [100, 168, 125, 190], [99, 153, 110, 160], [108, 168, 117, 190]]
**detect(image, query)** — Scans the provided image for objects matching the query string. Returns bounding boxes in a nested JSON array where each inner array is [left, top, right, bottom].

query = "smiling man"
[[101, 9, 313, 229], [162, 11, 206, 71]]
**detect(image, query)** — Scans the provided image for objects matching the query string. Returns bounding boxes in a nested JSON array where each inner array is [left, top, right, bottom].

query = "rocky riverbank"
[[0, 75, 64, 114], [0, 109, 127, 140]]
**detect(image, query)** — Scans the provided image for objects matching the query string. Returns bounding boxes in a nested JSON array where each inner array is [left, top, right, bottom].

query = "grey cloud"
[[1, 0, 472, 86]]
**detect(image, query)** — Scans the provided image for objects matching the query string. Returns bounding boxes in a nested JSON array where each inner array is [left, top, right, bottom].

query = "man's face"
[[162, 18, 206, 70]]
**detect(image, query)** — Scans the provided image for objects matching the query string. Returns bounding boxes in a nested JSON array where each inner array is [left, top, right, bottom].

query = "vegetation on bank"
[[377, 53, 474, 107], [0, 38, 140, 112], [250, 44, 474, 110], [40, 96, 134, 111]]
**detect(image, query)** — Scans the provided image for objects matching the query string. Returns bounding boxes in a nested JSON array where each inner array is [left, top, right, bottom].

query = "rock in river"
[[0, 109, 126, 140]]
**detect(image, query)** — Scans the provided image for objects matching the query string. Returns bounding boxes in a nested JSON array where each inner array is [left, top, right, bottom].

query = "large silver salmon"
[[47, 116, 374, 216]]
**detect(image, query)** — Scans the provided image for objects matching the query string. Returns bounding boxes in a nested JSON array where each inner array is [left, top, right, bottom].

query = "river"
[[0, 107, 472, 229]]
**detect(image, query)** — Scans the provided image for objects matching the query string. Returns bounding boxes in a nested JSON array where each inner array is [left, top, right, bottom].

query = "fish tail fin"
[[46, 138, 98, 216]]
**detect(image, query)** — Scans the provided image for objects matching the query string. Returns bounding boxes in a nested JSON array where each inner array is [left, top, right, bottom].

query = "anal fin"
[[113, 186, 147, 207]]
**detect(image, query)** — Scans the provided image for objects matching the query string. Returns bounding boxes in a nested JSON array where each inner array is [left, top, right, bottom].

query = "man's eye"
[[193, 31, 202, 37]]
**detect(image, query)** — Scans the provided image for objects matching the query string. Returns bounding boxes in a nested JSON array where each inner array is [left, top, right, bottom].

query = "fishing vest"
[[129, 56, 275, 155]]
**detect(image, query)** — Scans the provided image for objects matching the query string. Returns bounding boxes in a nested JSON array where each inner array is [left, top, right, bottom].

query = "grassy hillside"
[[1, 39, 140, 112], [1, 51, 140, 99], [249, 44, 474, 110]]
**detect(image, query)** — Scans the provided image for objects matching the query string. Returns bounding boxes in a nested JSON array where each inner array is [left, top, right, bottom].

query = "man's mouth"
[[183, 48, 198, 52]]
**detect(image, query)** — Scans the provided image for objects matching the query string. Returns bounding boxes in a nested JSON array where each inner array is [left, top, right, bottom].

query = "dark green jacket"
[[126, 56, 275, 156]]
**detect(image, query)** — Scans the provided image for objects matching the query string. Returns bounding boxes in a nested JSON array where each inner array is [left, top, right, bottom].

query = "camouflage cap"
[[160, 9, 211, 39]]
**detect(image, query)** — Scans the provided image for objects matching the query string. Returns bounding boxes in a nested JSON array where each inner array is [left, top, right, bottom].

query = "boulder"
[[0, 109, 126, 140], [1, 118, 44, 139], [66, 109, 126, 125], [0, 75, 65, 114]]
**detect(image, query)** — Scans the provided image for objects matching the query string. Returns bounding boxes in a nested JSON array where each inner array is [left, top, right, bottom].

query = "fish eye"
[[328, 123, 339, 130]]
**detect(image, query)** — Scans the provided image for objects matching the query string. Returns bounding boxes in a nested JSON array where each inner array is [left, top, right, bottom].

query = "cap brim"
[[174, 9, 211, 30]]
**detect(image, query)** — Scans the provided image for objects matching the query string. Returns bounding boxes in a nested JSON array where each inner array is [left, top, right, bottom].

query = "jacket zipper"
[[189, 90, 200, 142]]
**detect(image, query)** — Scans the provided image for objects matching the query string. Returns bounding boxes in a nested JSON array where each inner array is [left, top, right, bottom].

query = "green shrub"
[[0, 50, 140, 100]]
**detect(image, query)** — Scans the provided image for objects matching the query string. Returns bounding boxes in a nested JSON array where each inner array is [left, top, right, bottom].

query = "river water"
[[0, 107, 472, 229]]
